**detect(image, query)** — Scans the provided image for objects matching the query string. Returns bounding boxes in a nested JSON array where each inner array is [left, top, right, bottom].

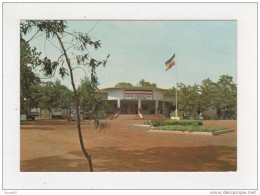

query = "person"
[[183, 112, 187, 119], [199, 112, 203, 120]]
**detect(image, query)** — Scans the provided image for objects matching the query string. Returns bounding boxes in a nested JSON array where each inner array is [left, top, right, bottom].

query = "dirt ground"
[[20, 119, 237, 172]]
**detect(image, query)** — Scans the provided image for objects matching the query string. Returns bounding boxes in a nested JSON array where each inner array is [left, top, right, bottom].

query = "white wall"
[[107, 88, 168, 101], [153, 90, 164, 101], [164, 94, 175, 102], [107, 89, 125, 100]]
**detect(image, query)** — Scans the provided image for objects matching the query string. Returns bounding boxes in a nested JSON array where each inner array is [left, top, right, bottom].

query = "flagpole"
[[175, 55, 178, 117]]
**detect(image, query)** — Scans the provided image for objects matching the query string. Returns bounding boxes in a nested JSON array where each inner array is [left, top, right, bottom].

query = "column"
[[162, 101, 165, 114], [138, 99, 142, 108], [155, 100, 158, 114], [117, 99, 120, 108]]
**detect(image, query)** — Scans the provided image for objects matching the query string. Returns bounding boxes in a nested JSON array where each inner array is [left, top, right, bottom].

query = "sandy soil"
[[20, 119, 237, 172]]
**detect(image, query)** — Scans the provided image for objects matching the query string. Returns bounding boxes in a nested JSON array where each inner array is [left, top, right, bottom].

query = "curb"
[[134, 124, 151, 127], [212, 128, 234, 135], [149, 128, 234, 136]]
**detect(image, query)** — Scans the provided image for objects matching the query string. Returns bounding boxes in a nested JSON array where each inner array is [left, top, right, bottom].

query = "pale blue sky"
[[27, 20, 237, 89]]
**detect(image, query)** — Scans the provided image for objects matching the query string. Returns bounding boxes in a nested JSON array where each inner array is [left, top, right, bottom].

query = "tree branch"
[[27, 30, 40, 42], [40, 34, 63, 53], [71, 66, 87, 77]]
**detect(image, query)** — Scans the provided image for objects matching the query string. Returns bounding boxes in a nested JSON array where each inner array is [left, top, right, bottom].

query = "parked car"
[[28, 112, 38, 120], [51, 109, 63, 119], [70, 110, 90, 121]]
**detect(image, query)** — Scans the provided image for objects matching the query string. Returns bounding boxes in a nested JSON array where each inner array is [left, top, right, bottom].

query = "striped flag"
[[165, 53, 175, 71]]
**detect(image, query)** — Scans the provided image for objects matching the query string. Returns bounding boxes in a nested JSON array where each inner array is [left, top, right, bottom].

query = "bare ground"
[[20, 119, 237, 172]]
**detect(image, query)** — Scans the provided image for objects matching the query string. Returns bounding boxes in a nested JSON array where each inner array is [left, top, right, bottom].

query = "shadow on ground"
[[21, 145, 236, 172]]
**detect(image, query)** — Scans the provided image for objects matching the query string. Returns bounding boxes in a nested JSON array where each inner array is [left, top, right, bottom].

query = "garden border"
[[149, 128, 234, 136], [134, 124, 151, 127]]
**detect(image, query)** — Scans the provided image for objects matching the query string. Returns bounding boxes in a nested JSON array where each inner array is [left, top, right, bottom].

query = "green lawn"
[[154, 125, 229, 132], [164, 120, 203, 126]]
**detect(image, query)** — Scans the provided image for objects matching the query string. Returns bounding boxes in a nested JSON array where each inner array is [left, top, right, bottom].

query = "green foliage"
[[214, 75, 237, 119], [164, 120, 202, 126], [151, 119, 165, 127], [177, 83, 200, 116], [166, 87, 177, 95], [137, 79, 157, 88], [21, 20, 110, 130], [94, 120, 110, 131], [78, 78, 108, 121], [78, 78, 96, 110], [154, 125, 228, 132], [38, 80, 73, 113], [20, 20, 109, 90], [115, 82, 133, 87], [200, 78, 216, 112], [20, 37, 43, 115], [143, 121, 151, 125], [175, 75, 237, 119]]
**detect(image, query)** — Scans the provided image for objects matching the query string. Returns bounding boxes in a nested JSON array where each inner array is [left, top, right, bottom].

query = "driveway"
[[20, 119, 237, 172]]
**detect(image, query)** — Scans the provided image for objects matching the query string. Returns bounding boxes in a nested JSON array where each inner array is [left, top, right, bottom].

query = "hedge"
[[164, 120, 203, 126], [150, 119, 165, 127], [154, 125, 228, 132]]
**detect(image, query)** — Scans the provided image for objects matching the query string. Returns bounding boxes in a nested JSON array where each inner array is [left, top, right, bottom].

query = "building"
[[99, 87, 175, 116]]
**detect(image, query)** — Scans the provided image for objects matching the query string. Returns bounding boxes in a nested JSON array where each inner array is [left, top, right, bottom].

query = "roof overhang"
[[101, 87, 168, 93]]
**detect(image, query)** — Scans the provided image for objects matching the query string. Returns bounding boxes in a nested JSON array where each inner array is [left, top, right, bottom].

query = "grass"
[[164, 120, 203, 126], [154, 125, 229, 132], [143, 121, 151, 125]]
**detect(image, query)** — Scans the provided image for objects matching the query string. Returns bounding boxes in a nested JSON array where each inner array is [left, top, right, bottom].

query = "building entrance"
[[120, 101, 138, 114]]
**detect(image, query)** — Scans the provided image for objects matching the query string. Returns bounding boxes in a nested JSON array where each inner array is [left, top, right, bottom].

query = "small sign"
[[125, 90, 153, 100]]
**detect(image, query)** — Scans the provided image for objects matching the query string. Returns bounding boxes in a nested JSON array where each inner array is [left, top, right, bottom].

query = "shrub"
[[154, 125, 228, 132], [143, 121, 150, 125], [151, 119, 165, 127], [164, 120, 202, 126]]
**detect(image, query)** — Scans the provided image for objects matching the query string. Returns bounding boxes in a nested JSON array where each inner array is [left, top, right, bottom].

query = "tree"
[[78, 78, 109, 120], [39, 80, 73, 118], [200, 78, 216, 113], [21, 20, 109, 171], [20, 35, 42, 117], [177, 83, 200, 116], [214, 75, 237, 119], [166, 86, 177, 96], [38, 81, 55, 117], [137, 79, 157, 88], [115, 82, 133, 87], [60, 85, 74, 119]]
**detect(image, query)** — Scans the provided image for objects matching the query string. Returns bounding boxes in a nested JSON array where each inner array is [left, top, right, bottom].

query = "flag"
[[165, 53, 175, 71]]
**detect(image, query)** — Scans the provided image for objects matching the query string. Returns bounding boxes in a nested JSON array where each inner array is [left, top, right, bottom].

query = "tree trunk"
[[66, 108, 70, 121], [56, 33, 93, 172]]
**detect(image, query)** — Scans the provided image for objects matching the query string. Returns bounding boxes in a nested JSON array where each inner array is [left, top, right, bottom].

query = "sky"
[[26, 20, 237, 89]]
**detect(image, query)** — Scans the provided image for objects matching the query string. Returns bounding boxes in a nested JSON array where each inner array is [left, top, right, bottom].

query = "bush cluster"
[[151, 119, 165, 127], [164, 120, 202, 126], [143, 121, 151, 125]]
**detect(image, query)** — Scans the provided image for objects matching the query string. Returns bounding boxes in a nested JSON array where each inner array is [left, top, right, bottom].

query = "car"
[[70, 110, 90, 121], [51, 109, 63, 119]]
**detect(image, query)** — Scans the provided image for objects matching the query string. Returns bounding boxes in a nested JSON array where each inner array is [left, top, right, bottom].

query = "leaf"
[[59, 67, 69, 78]]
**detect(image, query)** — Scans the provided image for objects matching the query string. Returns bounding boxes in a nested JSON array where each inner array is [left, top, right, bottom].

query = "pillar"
[[117, 99, 120, 108], [138, 99, 142, 108], [162, 101, 165, 114], [155, 100, 158, 114]]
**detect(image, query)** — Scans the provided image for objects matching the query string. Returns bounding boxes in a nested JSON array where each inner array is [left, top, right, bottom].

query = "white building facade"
[[101, 87, 175, 115]]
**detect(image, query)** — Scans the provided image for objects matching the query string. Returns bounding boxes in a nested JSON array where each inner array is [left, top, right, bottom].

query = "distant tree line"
[[22, 73, 236, 121], [115, 79, 157, 88], [167, 75, 237, 120]]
